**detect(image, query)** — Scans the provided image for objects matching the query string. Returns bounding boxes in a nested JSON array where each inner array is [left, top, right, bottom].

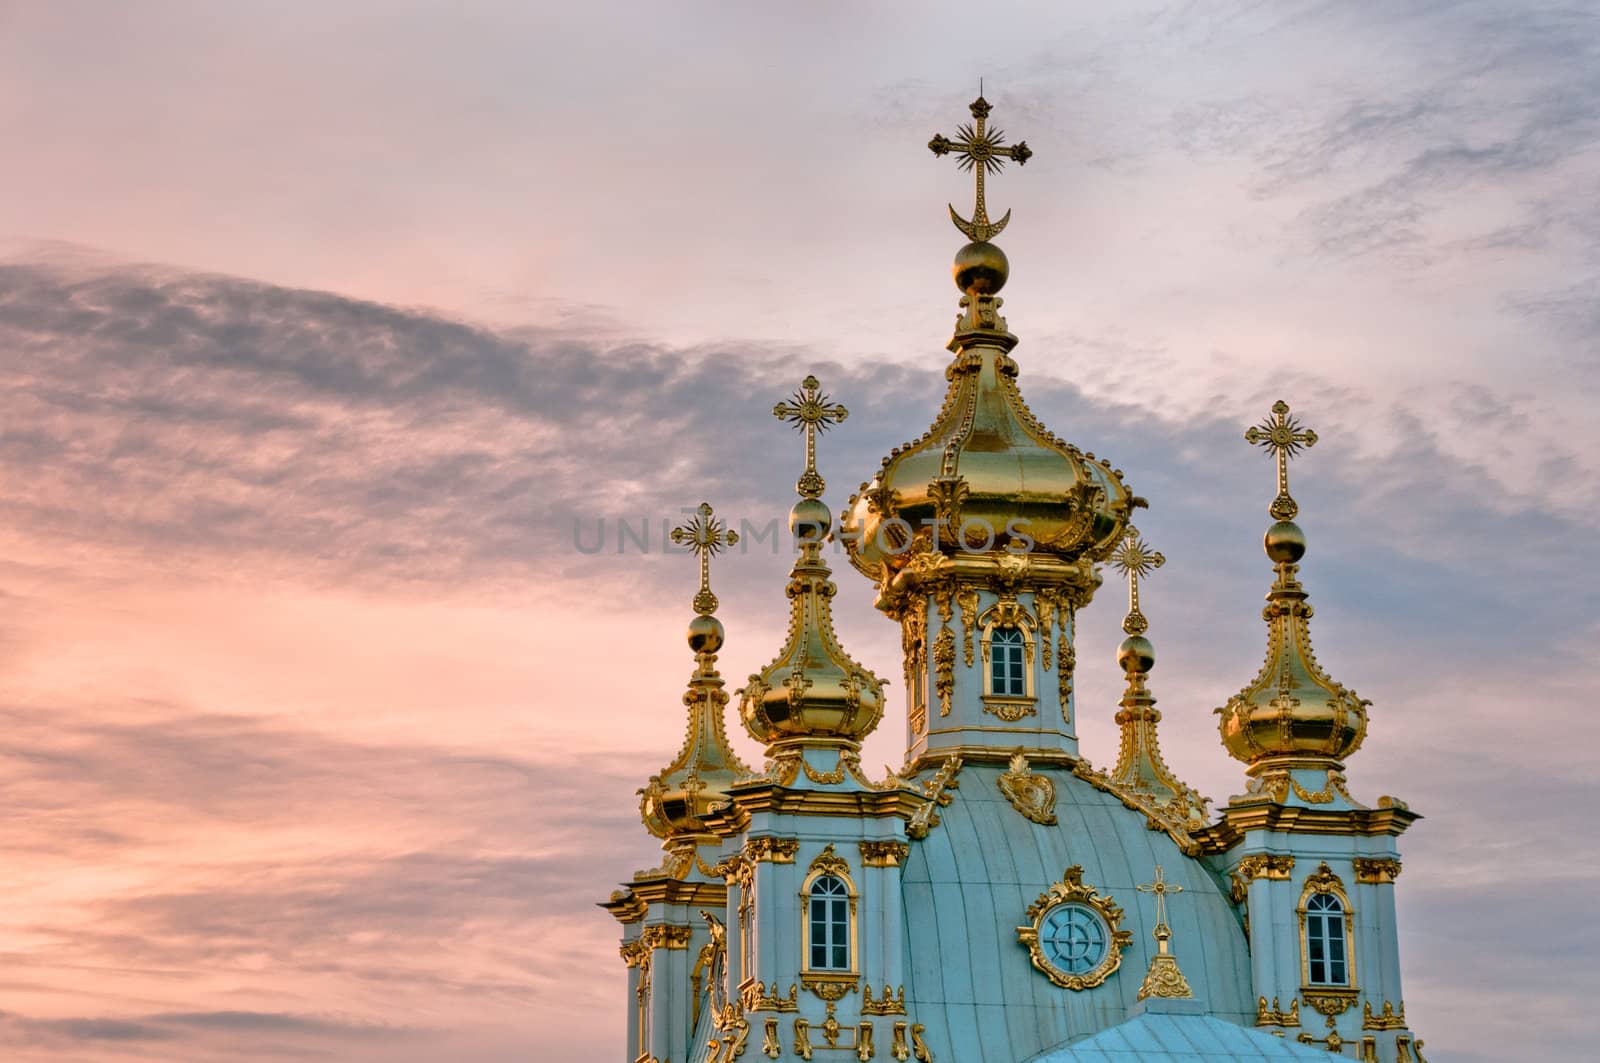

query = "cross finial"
[[671, 502, 739, 615], [929, 95, 1032, 242], [772, 375, 848, 499], [1109, 526, 1165, 637], [1136, 864, 1185, 951], [1245, 399, 1318, 521]]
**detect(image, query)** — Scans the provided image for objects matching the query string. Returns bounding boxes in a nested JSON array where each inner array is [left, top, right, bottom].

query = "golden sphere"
[[1117, 635, 1155, 674], [790, 497, 832, 544], [953, 241, 1009, 295], [1264, 520, 1307, 564], [687, 614, 724, 654]]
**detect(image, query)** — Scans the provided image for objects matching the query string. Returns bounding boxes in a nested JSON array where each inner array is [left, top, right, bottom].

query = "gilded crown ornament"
[[741, 378, 885, 762], [1106, 527, 1206, 825], [638, 501, 752, 843], [1216, 402, 1370, 779]]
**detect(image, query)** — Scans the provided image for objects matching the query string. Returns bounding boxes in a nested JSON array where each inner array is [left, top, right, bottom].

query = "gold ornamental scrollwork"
[[861, 984, 906, 1015], [802, 757, 849, 785], [1296, 1030, 1345, 1053], [638, 924, 693, 951], [746, 837, 800, 864], [1363, 1000, 1407, 1030], [956, 587, 978, 666], [982, 698, 1037, 723], [1237, 854, 1296, 882], [1353, 857, 1402, 884], [806, 843, 851, 880], [1016, 865, 1134, 990], [932, 625, 956, 717], [860, 841, 911, 868], [762, 1016, 781, 1058], [1303, 987, 1359, 1029], [1057, 636, 1074, 724], [906, 755, 962, 840], [996, 751, 1058, 825], [1256, 995, 1301, 1028], [741, 979, 799, 1013]]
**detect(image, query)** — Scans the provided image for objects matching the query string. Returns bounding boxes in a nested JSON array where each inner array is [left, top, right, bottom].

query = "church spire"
[[1216, 401, 1370, 792], [740, 377, 884, 781], [636, 503, 753, 845], [1107, 527, 1206, 825]]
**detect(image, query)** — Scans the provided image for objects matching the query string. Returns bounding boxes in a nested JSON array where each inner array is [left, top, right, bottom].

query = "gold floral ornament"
[[1105, 527, 1208, 826], [1245, 399, 1318, 522], [1217, 402, 1370, 775], [928, 94, 1032, 243], [773, 375, 847, 500], [1016, 865, 1133, 990], [997, 751, 1058, 825], [1135, 865, 1195, 1000], [741, 378, 885, 767], [638, 501, 752, 843]]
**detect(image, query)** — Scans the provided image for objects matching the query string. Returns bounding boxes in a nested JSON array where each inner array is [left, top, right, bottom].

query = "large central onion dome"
[[841, 242, 1139, 601]]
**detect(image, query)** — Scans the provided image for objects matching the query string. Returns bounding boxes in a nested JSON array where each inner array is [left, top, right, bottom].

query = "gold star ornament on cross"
[[671, 502, 739, 618], [1109, 526, 1165, 637], [772, 375, 847, 500], [1245, 399, 1318, 521]]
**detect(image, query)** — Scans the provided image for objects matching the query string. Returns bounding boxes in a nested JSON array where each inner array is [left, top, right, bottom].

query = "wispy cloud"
[[0, 253, 1594, 1060]]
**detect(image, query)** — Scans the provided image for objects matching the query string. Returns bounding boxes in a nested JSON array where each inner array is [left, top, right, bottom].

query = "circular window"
[[1017, 866, 1132, 990], [1038, 903, 1109, 975]]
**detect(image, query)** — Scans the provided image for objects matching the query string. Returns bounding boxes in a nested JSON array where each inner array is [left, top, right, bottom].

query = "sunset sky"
[[1, 2, 1597, 1060]]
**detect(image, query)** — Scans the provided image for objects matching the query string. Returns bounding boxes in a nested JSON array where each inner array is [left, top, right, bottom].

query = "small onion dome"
[[1215, 521, 1370, 767], [739, 506, 885, 750], [841, 327, 1136, 596], [637, 615, 753, 840]]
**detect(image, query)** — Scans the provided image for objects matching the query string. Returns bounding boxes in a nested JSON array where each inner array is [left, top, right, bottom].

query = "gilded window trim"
[[799, 845, 860, 983], [979, 603, 1039, 722], [1297, 861, 1358, 992], [1016, 864, 1133, 990]]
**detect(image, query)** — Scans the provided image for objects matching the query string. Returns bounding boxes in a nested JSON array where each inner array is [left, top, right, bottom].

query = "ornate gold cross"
[[1245, 399, 1318, 521], [1109, 526, 1164, 637], [1137, 864, 1184, 939], [671, 502, 739, 616], [773, 375, 848, 498], [928, 95, 1032, 242]]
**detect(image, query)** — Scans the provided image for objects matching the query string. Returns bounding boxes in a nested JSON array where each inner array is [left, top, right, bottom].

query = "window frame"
[[978, 605, 1039, 719], [798, 845, 860, 985], [1297, 863, 1357, 992], [989, 626, 1027, 697]]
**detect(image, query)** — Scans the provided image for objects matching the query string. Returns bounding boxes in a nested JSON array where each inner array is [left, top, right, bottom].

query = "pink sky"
[[1, 3, 1597, 1061]]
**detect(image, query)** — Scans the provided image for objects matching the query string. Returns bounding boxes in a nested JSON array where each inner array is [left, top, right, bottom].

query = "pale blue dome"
[[900, 763, 1255, 1060]]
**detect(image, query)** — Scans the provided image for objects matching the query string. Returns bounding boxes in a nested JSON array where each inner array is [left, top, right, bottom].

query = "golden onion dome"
[[1215, 403, 1369, 769], [840, 252, 1138, 595], [738, 514, 886, 749]]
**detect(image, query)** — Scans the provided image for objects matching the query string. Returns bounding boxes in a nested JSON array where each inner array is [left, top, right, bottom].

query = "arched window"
[[807, 875, 850, 971], [1305, 892, 1348, 986], [990, 627, 1025, 697]]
